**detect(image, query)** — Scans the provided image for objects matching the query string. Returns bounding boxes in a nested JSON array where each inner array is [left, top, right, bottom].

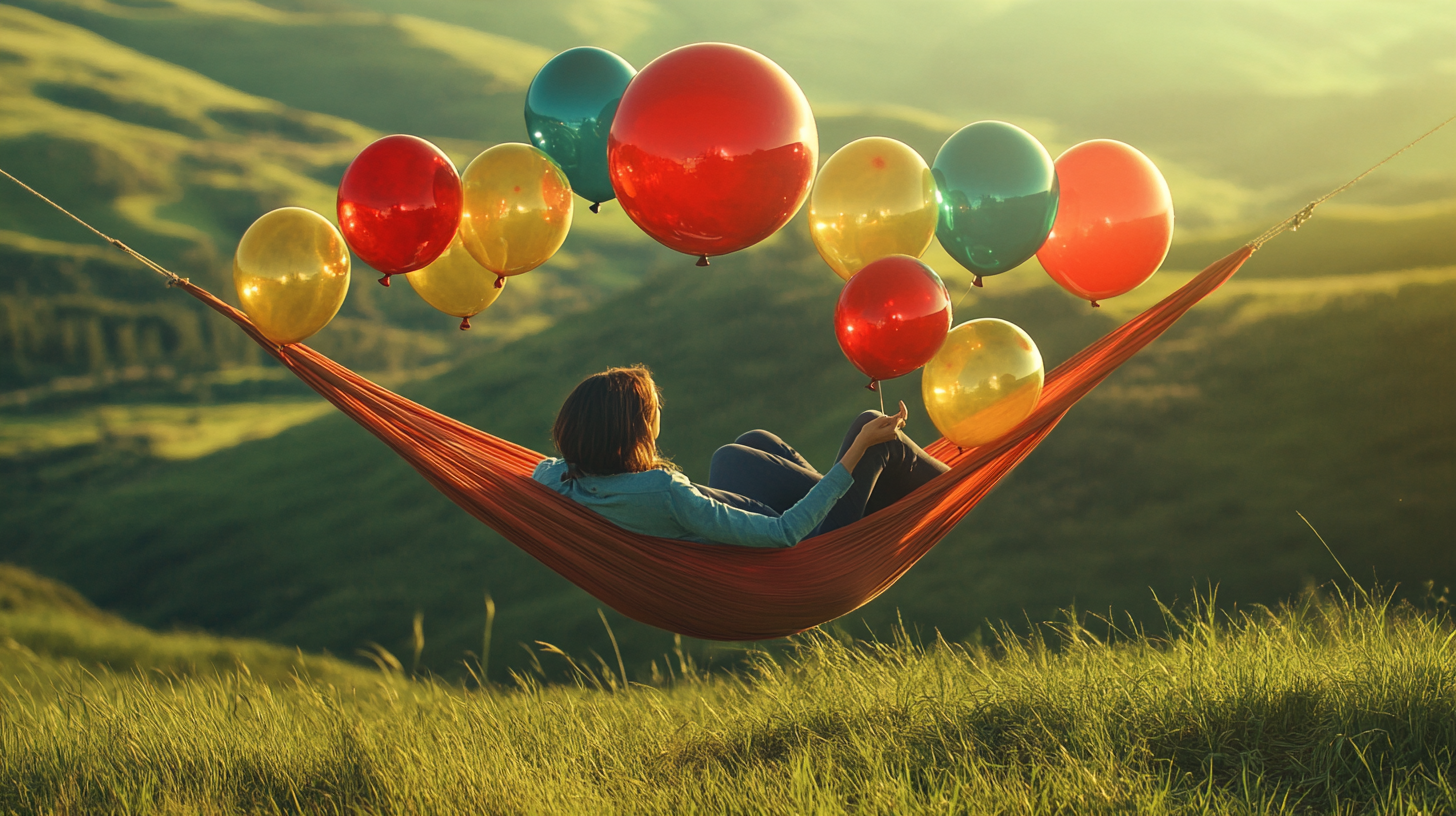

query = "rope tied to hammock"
[[1247, 111, 1456, 251]]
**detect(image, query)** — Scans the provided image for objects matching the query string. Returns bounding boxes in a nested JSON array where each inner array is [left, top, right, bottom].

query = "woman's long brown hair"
[[552, 365, 674, 479]]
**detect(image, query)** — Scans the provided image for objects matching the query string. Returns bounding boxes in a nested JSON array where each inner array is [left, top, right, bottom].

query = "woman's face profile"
[[650, 403, 661, 440]]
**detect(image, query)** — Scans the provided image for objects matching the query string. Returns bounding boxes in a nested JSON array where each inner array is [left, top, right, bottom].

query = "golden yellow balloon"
[[810, 136, 938, 281], [405, 232, 504, 329], [233, 207, 350, 345], [460, 143, 573, 277], [922, 318, 1044, 448]]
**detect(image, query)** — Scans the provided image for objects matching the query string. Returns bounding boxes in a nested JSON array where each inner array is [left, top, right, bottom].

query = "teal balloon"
[[524, 47, 637, 209], [932, 121, 1059, 277]]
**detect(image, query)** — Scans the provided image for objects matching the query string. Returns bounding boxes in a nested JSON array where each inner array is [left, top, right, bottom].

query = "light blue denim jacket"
[[532, 458, 853, 548]]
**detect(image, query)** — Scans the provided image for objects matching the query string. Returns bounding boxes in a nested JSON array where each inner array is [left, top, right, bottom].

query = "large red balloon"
[[608, 43, 817, 263], [337, 134, 462, 284], [1036, 139, 1173, 305], [834, 255, 952, 384]]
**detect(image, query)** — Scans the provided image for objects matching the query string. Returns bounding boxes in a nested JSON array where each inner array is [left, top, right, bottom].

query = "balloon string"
[[878, 383, 885, 415]]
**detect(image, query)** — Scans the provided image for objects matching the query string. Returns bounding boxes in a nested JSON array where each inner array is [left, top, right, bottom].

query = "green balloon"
[[525, 47, 637, 209], [932, 121, 1059, 278]]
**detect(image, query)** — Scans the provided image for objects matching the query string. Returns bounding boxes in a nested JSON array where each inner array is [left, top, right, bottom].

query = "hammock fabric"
[[175, 246, 1252, 640]]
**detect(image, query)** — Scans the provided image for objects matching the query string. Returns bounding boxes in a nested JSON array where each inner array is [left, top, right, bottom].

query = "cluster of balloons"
[[235, 42, 824, 343], [228, 40, 1172, 454], [817, 122, 1173, 447]]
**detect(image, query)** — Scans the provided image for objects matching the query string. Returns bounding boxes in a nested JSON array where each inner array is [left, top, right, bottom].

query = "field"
[[1, 565, 1453, 814]]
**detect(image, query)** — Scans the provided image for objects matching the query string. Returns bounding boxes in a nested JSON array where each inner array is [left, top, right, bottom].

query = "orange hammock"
[[169, 246, 1252, 640]]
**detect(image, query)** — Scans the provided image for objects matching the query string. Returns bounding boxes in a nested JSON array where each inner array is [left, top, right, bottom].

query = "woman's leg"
[[814, 410, 949, 535], [708, 436, 822, 515], [729, 430, 816, 471]]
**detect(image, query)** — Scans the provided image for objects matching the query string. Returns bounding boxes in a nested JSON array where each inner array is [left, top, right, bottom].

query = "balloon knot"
[[378, 274, 391, 287], [696, 254, 710, 267], [972, 276, 983, 288], [493, 276, 506, 289], [865, 379, 879, 392], [459, 317, 471, 330], [589, 202, 600, 214], [1090, 300, 1101, 308]]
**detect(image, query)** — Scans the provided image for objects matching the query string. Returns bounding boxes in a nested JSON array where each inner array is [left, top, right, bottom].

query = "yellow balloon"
[[459, 143, 573, 277], [233, 207, 350, 345], [405, 232, 504, 329], [922, 318, 1044, 448], [809, 137, 938, 281]]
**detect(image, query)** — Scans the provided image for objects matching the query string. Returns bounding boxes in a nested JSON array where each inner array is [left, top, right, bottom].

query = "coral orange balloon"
[[405, 232, 504, 330], [810, 137, 937, 281], [921, 319, 1043, 448], [1037, 140, 1173, 304], [234, 207, 351, 345], [608, 43, 817, 264], [459, 143, 574, 279]]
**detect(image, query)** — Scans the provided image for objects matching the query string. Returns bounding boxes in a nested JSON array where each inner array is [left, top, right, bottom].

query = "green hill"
[[2, 0, 1455, 685], [0, 562, 380, 687]]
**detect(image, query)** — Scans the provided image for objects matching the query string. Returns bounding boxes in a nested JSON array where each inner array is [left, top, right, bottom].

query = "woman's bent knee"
[[848, 410, 884, 435]]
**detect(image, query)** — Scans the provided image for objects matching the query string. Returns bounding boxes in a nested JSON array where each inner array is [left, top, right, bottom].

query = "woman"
[[533, 366, 948, 548]]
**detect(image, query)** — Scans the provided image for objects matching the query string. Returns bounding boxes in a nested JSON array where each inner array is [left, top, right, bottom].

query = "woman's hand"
[[839, 401, 907, 474]]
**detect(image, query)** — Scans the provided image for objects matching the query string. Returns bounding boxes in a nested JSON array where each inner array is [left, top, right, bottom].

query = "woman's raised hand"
[[856, 401, 908, 448], [839, 401, 908, 474]]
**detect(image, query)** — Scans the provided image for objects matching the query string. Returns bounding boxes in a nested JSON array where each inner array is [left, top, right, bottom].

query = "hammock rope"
[[2, 114, 1450, 640]]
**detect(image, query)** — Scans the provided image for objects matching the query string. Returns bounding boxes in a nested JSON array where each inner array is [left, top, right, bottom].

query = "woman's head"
[[552, 365, 671, 477]]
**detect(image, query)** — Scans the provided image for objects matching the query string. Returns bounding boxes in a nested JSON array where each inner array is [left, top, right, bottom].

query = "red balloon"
[[337, 134, 462, 283], [1036, 139, 1173, 305], [608, 43, 817, 263], [834, 255, 952, 384]]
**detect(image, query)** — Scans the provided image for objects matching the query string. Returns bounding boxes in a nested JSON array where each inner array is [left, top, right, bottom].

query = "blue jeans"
[[704, 411, 949, 537]]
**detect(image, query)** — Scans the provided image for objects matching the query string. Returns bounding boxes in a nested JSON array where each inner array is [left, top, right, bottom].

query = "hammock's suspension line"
[[1248, 111, 1456, 251], [0, 167, 186, 287]]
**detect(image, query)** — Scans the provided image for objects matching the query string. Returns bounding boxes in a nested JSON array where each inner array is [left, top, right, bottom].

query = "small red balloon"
[[337, 134, 462, 280], [608, 43, 818, 262], [1036, 139, 1173, 304], [835, 255, 952, 383]]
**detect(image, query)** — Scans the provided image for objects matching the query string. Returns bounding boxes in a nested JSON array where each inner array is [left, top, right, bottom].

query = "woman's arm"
[[665, 403, 909, 547], [667, 463, 855, 548]]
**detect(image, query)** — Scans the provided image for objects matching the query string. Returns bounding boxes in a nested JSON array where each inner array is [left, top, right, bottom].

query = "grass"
[[0, 580, 1452, 814]]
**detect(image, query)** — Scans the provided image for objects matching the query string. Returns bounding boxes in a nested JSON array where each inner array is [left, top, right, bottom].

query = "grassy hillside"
[[1, 574, 1452, 814], [0, 563, 380, 688]]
